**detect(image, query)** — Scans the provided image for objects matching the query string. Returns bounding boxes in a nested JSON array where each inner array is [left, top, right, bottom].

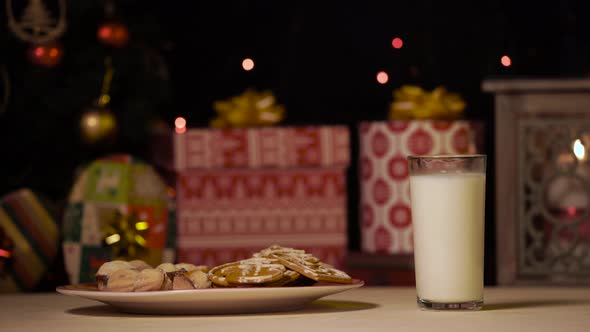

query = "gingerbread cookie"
[[208, 257, 286, 287], [255, 245, 352, 284], [262, 269, 301, 287]]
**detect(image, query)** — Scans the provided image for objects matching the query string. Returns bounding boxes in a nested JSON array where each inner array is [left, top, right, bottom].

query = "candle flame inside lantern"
[[573, 139, 585, 160]]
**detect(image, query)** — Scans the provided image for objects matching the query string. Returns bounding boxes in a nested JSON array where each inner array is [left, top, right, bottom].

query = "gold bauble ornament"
[[80, 105, 117, 144], [81, 57, 117, 144]]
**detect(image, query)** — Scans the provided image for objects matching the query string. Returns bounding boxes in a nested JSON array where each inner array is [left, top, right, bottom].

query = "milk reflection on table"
[[410, 171, 486, 303]]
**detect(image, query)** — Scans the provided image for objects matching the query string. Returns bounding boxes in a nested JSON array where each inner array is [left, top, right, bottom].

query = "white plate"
[[56, 280, 364, 315]]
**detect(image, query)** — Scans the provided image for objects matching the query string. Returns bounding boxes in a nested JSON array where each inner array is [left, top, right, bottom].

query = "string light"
[[501, 55, 512, 67], [573, 139, 585, 160], [392, 37, 403, 49], [242, 58, 255, 71], [175, 116, 186, 134], [376, 71, 389, 84]]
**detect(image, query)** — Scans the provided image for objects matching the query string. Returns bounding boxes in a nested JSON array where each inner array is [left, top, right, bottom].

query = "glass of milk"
[[408, 155, 486, 310]]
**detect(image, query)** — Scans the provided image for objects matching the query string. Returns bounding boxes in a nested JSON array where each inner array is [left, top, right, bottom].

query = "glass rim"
[[407, 154, 486, 160]]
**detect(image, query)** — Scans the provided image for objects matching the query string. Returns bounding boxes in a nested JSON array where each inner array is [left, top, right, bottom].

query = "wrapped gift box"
[[0, 189, 59, 292], [359, 120, 482, 254], [62, 155, 176, 284], [171, 126, 350, 267]]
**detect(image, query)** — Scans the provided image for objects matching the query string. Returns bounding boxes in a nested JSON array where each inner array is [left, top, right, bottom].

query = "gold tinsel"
[[211, 89, 285, 128], [389, 85, 466, 120]]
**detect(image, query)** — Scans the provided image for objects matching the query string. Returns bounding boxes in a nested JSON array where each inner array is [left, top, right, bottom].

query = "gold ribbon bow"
[[389, 85, 466, 120], [210, 89, 285, 128], [102, 211, 149, 260]]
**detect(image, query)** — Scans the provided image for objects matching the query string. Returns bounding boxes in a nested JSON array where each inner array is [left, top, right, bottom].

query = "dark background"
[[2, 0, 590, 286]]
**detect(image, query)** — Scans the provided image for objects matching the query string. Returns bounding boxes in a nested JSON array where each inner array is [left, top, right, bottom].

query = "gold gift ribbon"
[[102, 211, 149, 260], [211, 89, 285, 128], [389, 85, 466, 120]]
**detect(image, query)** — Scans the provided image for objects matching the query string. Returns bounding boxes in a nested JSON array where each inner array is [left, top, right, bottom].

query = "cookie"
[[284, 275, 317, 287], [105, 268, 139, 292], [170, 270, 212, 290], [129, 260, 152, 271], [187, 270, 212, 289], [262, 270, 301, 287], [208, 257, 286, 287], [95, 261, 134, 290], [257, 245, 352, 284], [156, 263, 177, 290], [134, 268, 165, 291], [175, 263, 209, 273]]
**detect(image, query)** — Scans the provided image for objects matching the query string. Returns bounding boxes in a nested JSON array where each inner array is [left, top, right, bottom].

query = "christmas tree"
[[0, 0, 172, 199]]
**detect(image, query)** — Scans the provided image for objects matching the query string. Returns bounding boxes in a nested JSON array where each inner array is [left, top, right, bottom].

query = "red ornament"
[[27, 42, 64, 68], [97, 22, 129, 47]]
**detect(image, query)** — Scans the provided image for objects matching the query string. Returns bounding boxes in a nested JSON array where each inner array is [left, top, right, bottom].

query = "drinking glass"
[[408, 155, 486, 310]]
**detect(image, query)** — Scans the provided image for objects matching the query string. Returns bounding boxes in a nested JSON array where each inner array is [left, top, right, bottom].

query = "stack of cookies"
[[96, 261, 211, 292], [95, 245, 352, 292]]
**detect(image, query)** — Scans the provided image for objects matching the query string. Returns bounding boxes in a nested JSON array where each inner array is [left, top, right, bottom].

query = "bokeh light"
[[175, 116, 186, 129], [376, 71, 389, 84], [392, 37, 403, 49], [501, 55, 512, 67], [242, 58, 255, 71], [98, 26, 112, 39], [573, 138, 585, 160], [175, 116, 187, 134]]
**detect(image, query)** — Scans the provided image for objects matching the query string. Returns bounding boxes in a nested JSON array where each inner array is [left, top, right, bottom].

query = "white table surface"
[[1, 287, 589, 332]]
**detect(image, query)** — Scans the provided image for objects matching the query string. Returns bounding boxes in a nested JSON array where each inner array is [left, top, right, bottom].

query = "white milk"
[[410, 172, 486, 303]]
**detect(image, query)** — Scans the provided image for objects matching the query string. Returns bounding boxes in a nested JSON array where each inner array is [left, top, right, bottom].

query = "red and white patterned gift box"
[[173, 126, 350, 170], [359, 121, 481, 254], [172, 126, 350, 267]]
